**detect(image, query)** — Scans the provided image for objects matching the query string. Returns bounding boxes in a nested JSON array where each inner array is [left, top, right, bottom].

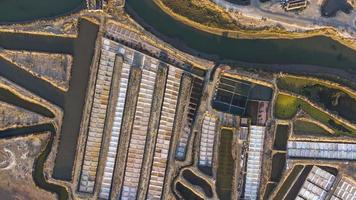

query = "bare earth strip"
[[0, 101, 50, 131], [0, 50, 72, 91], [154, 0, 356, 50], [0, 133, 57, 200]]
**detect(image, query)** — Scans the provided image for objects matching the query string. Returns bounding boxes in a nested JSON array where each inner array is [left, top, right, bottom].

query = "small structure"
[[281, 0, 308, 11], [243, 125, 265, 200], [79, 38, 117, 193], [241, 117, 249, 126], [239, 118, 249, 140], [287, 141, 356, 160], [198, 114, 217, 167], [331, 177, 356, 200], [256, 101, 269, 126], [146, 65, 183, 200], [118, 57, 158, 200], [239, 126, 249, 141], [296, 166, 336, 200], [176, 77, 203, 160]]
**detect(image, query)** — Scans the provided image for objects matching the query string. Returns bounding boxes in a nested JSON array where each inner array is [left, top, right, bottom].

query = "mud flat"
[[0, 132, 57, 200], [0, 101, 50, 131], [0, 50, 72, 91]]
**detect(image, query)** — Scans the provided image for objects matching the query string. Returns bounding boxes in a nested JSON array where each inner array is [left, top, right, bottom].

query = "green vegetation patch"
[[274, 94, 355, 136], [293, 120, 331, 137], [274, 94, 298, 119], [270, 153, 286, 182], [161, 0, 237, 29], [273, 125, 289, 151], [216, 129, 234, 200], [277, 76, 356, 123]]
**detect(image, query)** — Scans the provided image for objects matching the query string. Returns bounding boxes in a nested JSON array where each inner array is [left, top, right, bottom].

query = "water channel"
[[0, 0, 85, 24], [0, 19, 98, 182], [0, 0, 355, 198], [126, 0, 356, 77]]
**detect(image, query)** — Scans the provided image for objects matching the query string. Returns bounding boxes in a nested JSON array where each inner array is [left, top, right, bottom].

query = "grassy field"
[[277, 76, 356, 98], [274, 94, 298, 119], [216, 129, 234, 200], [274, 94, 355, 136], [160, 0, 237, 30], [277, 76, 315, 94], [277, 76, 356, 123], [293, 120, 331, 137], [273, 125, 289, 151]]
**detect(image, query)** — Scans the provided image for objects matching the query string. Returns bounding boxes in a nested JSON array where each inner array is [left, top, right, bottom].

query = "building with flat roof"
[[331, 177, 356, 200], [296, 166, 336, 200], [79, 38, 118, 193], [287, 141, 356, 160], [199, 114, 217, 168], [175, 77, 203, 160], [243, 125, 265, 200], [146, 65, 183, 200], [281, 0, 308, 11]]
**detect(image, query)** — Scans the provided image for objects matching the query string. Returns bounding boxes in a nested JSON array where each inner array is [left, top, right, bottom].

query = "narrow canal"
[[0, 87, 54, 118], [52, 19, 99, 181]]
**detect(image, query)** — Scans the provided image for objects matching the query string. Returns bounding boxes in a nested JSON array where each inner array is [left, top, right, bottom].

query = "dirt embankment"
[[154, 0, 356, 51]]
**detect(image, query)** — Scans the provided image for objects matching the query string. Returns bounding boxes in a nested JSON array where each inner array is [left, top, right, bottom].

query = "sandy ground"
[[0, 12, 80, 36], [0, 101, 49, 131], [0, 133, 57, 200], [0, 50, 72, 91]]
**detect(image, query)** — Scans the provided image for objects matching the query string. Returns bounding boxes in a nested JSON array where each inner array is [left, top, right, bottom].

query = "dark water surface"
[[53, 19, 99, 180], [0, 0, 85, 24], [0, 32, 74, 54], [0, 19, 99, 181], [0, 87, 54, 118], [322, 0, 353, 17], [0, 32, 74, 107], [126, 0, 356, 72]]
